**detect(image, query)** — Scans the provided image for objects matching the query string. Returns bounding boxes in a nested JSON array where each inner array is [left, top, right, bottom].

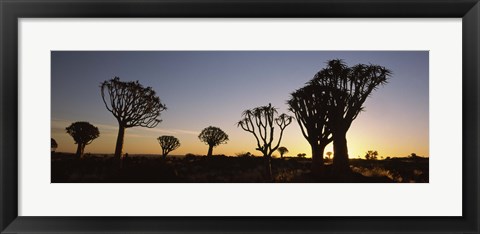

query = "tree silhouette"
[[65, 122, 99, 158], [409, 153, 420, 159], [288, 84, 333, 173], [101, 77, 166, 159], [51, 138, 58, 152], [198, 126, 229, 157], [277, 146, 289, 158], [157, 135, 180, 160], [309, 59, 390, 173], [237, 103, 293, 181], [365, 150, 378, 160], [326, 151, 333, 159]]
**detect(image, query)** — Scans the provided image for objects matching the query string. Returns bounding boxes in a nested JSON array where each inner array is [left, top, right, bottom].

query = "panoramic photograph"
[[51, 51, 429, 183]]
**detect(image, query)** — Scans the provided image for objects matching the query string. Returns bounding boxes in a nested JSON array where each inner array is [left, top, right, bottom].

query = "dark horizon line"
[[52, 151, 429, 158]]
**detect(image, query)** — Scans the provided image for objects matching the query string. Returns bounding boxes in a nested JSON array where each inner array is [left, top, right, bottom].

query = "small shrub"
[[351, 166, 403, 182]]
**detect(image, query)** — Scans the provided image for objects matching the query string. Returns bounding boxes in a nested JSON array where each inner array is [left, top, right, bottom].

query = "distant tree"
[[157, 135, 180, 160], [409, 153, 421, 160], [309, 59, 391, 173], [326, 151, 333, 159], [237, 103, 293, 181], [66, 122, 100, 158], [236, 152, 253, 157], [51, 138, 58, 153], [277, 146, 289, 158], [365, 150, 379, 160], [297, 153, 307, 158], [101, 77, 166, 159], [288, 84, 333, 173], [198, 126, 229, 157]]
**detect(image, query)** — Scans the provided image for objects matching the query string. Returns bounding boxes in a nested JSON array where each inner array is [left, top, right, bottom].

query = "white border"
[[19, 18, 462, 216]]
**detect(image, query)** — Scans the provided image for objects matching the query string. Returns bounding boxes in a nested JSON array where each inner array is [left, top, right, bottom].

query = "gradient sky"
[[51, 51, 428, 158]]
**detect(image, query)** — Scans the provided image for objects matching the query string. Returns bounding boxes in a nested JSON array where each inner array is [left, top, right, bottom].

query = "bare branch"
[[237, 104, 292, 157]]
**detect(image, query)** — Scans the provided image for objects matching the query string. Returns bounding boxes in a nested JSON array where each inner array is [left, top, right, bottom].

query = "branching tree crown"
[[288, 84, 333, 145], [157, 135, 181, 158], [237, 103, 293, 158], [198, 126, 229, 156], [66, 122, 100, 145], [101, 77, 166, 128], [309, 59, 391, 130], [66, 122, 100, 157], [198, 126, 229, 147]]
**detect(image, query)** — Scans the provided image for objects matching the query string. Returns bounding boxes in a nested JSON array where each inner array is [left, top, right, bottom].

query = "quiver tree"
[[157, 135, 180, 160], [277, 146, 289, 158], [326, 151, 333, 159], [309, 59, 390, 173], [198, 126, 229, 156], [288, 84, 333, 173], [51, 138, 58, 153], [237, 103, 293, 181], [66, 122, 100, 158], [365, 150, 378, 160], [101, 77, 166, 159]]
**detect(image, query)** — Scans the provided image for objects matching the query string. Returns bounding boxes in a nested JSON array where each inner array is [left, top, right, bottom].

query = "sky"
[[51, 51, 429, 158]]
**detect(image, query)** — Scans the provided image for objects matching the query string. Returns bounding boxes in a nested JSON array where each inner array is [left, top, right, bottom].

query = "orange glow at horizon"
[[52, 114, 429, 159]]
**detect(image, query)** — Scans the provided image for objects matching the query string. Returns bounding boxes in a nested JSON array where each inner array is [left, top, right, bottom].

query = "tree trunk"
[[162, 153, 167, 160], [207, 145, 214, 157], [264, 155, 273, 182], [75, 143, 84, 158], [332, 131, 350, 175], [311, 143, 325, 176], [114, 125, 125, 159]]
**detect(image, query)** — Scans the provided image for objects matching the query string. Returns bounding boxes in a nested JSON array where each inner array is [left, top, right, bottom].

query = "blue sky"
[[51, 51, 428, 158]]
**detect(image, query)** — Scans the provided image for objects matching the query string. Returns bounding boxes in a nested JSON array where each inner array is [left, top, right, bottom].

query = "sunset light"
[[51, 51, 429, 183]]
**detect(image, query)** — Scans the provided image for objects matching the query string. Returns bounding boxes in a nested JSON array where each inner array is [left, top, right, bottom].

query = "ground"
[[51, 153, 429, 183]]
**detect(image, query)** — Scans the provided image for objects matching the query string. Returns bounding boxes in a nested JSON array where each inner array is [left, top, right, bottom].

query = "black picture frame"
[[1, 0, 478, 233]]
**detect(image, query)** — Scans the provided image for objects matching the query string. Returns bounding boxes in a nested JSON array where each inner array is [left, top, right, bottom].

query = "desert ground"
[[51, 153, 428, 183]]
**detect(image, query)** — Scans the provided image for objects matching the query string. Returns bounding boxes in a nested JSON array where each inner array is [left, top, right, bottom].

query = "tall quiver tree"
[[237, 103, 293, 181], [288, 84, 333, 174], [66, 122, 100, 158], [198, 126, 229, 157], [101, 77, 166, 159], [157, 135, 180, 160], [309, 59, 390, 173]]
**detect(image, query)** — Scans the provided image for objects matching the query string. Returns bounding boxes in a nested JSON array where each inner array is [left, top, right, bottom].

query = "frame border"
[[1, 0, 478, 233]]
